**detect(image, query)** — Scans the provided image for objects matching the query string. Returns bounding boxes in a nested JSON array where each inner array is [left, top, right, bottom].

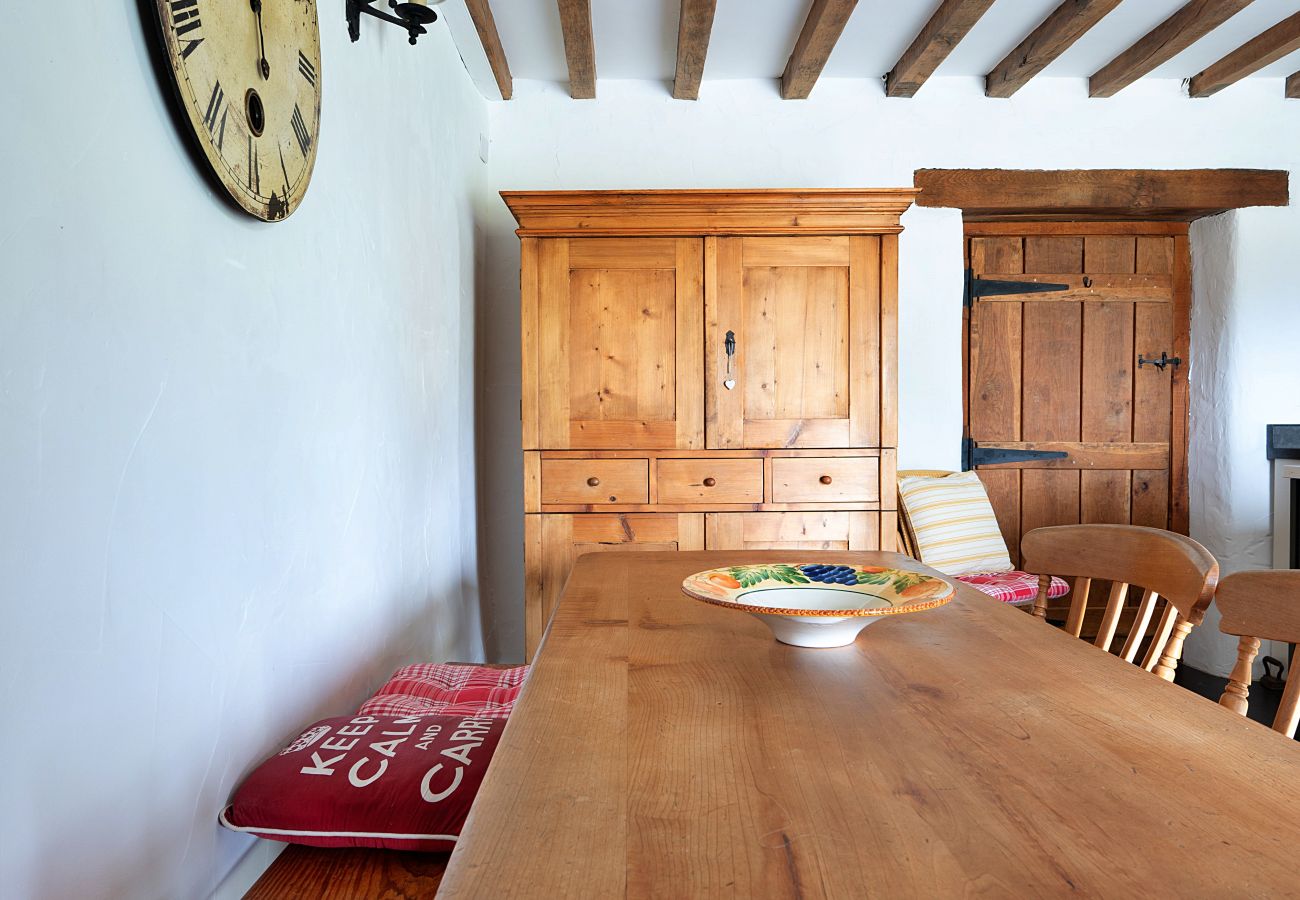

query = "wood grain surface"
[[885, 0, 995, 97], [556, 0, 596, 98], [914, 169, 1289, 221], [964, 225, 1190, 635], [1088, 0, 1252, 98], [673, 0, 718, 100], [1189, 11, 1300, 98], [781, 0, 859, 99], [244, 845, 447, 899], [439, 551, 1300, 899], [985, 0, 1123, 98], [464, 0, 513, 99]]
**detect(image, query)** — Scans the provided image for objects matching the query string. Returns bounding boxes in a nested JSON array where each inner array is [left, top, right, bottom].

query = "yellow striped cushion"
[[898, 472, 1013, 576]]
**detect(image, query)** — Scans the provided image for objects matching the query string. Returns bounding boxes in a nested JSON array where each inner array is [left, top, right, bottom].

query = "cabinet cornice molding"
[[502, 189, 919, 236]]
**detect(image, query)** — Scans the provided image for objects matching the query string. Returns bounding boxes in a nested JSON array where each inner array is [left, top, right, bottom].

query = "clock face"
[[154, 0, 322, 221]]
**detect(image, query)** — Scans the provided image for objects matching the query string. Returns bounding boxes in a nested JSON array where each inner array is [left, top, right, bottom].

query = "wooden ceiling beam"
[[781, 0, 859, 100], [1089, 0, 1252, 98], [986, 0, 1123, 98], [673, 0, 718, 100], [886, 0, 996, 98], [465, 0, 513, 100], [1288, 71, 1300, 98], [1189, 12, 1300, 97], [914, 169, 1289, 222], [557, 0, 597, 99]]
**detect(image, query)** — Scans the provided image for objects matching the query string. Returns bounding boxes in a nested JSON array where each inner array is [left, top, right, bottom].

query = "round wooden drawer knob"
[[819, 475, 833, 485], [703, 477, 717, 487], [587, 476, 600, 487]]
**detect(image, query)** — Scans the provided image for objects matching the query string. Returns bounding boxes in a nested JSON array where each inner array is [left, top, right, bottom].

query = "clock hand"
[[251, 0, 270, 79]]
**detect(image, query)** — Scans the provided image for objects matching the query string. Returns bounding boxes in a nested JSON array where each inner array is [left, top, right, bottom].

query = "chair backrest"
[[895, 469, 956, 560], [1021, 524, 1219, 682], [1214, 570, 1300, 739]]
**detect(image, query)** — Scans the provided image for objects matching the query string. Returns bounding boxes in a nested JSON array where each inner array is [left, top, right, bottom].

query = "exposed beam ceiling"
[[440, 1, 1300, 101], [986, 0, 1124, 99], [1189, 11, 1300, 97], [1288, 70, 1300, 98], [673, 0, 718, 101], [781, 0, 859, 100], [886, 0, 996, 98], [557, 0, 597, 99], [915, 168, 1289, 221], [464, 0, 512, 101], [1089, 0, 1253, 98]]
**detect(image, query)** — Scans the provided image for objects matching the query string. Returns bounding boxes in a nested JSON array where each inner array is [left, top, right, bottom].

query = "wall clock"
[[152, 0, 322, 221]]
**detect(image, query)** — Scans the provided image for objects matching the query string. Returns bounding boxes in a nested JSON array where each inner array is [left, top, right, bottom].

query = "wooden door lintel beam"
[[915, 169, 1289, 221]]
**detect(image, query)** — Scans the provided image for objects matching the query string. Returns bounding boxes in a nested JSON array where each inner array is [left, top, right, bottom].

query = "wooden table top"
[[438, 551, 1300, 898]]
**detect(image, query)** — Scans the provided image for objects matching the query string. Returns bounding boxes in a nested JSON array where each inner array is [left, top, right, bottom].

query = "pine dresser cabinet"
[[504, 189, 917, 660]]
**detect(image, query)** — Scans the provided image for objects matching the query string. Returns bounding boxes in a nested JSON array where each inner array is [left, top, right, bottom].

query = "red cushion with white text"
[[219, 713, 505, 850]]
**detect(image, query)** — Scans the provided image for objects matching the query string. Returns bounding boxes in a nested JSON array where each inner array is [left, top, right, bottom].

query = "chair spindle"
[[1219, 636, 1261, 717]]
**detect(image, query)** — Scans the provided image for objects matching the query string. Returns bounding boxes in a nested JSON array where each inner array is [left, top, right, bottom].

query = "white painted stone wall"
[[1186, 210, 1300, 674], [0, 9, 490, 899], [479, 77, 1300, 672]]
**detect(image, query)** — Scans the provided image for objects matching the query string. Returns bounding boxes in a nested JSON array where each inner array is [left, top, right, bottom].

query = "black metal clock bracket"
[[346, 0, 438, 46]]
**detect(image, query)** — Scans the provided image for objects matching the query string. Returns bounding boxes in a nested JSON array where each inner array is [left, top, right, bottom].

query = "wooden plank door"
[[965, 226, 1190, 573], [526, 238, 704, 450], [706, 236, 893, 450], [524, 513, 705, 660]]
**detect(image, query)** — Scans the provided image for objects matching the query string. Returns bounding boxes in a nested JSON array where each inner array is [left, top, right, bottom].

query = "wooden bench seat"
[[241, 662, 518, 897], [244, 845, 449, 899]]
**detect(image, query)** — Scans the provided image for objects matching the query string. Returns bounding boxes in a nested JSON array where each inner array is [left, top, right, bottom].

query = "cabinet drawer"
[[770, 457, 879, 503], [656, 459, 764, 504], [541, 459, 649, 505]]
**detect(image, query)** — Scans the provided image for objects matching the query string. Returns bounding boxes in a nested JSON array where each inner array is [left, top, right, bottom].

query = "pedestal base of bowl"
[[756, 613, 883, 648]]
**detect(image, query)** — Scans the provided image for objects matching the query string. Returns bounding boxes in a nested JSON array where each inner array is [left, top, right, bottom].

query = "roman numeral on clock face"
[[298, 51, 318, 87], [169, 0, 204, 59], [204, 81, 228, 151], [247, 137, 261, 195], [290, 103, 313, 155]]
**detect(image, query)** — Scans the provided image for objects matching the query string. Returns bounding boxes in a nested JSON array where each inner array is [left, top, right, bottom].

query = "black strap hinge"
[[964, 268, 1071, 308]]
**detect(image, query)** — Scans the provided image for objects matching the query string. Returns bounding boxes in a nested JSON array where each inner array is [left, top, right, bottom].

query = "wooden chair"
[[1215, 570, 1300, 738], [1021, 524, 1218, 681]]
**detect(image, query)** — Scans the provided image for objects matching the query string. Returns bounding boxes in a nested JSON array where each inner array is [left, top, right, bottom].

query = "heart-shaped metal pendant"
[[724, 379, 736, 390]]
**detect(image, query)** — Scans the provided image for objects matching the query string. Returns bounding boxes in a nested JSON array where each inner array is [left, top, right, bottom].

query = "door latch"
[[723, 330, 736, 390], [1138, 352, 1182, 372]]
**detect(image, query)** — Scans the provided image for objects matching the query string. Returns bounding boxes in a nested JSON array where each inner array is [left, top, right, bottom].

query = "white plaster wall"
[[1185, 209, 1300, 674], [479, 76, 1300, 670], [0, 7, 490, 899]]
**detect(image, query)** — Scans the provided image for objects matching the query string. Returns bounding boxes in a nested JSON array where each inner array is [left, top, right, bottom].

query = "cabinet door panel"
[[532, 238, 703, 450], [708, 236, 882, 449], [525, 513, 704, 660], [705, 512, 881, 551]]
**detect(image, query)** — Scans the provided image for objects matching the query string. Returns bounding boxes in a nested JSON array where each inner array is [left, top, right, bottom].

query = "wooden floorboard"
[[243, 845, 449, 899]]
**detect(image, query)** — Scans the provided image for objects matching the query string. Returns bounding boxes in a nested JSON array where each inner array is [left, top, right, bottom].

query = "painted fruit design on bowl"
[[682, 563, 954, 648]]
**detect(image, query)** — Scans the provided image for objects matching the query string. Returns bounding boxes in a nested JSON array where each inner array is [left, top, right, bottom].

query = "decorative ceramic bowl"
[[681, 563, 955, 648]]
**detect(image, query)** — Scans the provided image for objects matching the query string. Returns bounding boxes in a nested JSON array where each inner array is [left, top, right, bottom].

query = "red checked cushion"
[[958, 570, 1070, 605], [220, 714, 505, 850], [358, 663, 528, 720]]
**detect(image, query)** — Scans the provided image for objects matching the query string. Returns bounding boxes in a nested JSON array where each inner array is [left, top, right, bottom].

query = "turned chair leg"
[[1032, 574, 1051, 620], [1219, 636, 1260, 716]]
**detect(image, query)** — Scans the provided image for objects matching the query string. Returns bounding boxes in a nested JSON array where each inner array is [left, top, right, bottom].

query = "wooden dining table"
[[437, 551, 1300, 898]]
